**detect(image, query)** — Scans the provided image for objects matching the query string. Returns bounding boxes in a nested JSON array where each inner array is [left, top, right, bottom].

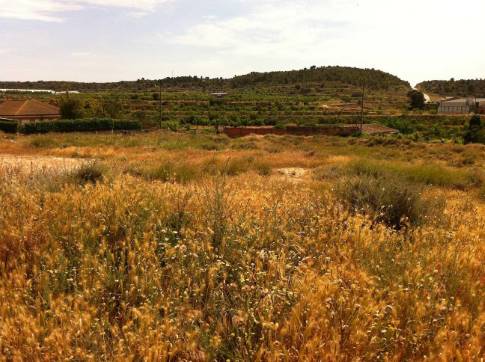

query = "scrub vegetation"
[[0, 130, 484, 360]]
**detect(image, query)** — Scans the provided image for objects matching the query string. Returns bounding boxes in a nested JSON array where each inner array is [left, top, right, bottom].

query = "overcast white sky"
[[1, 0, 484, 85]]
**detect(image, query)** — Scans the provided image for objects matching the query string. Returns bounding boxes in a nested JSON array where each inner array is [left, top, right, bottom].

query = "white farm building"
[[438, 97, 485, 114]]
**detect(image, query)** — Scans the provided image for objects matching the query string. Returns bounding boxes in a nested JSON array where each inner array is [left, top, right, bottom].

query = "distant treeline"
[[418, 79, 485, 97], [230, 66, 410, 90], [0, 66, 410, 93]]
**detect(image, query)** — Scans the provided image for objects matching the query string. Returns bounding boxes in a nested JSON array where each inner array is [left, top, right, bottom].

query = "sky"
[[0, 0, 484, 85]]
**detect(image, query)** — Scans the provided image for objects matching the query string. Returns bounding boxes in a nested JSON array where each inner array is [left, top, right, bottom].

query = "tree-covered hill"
[[230, 66, 410, 90], [417, 79, 485, 98], [1, 66, 413, 126], [0, 66, 410, 92]]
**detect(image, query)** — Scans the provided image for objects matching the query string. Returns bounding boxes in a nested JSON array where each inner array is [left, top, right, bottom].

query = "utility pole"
[[360, 83, 365, 133], [159, 79, 163, 129]]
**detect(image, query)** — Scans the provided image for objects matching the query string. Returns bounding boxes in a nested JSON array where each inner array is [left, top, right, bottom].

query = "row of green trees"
[[58, 94, 124, 119], [0, 118, 141, 134], [0, 120, 18, 133], [417, 79, 485, 97], [0, 66, 411, 93], [230, 66, 410, 90]]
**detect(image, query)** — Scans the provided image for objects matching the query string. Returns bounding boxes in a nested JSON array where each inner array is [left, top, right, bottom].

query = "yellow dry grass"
[[0, 154, 86, 174], [0, 131, 483, 361]]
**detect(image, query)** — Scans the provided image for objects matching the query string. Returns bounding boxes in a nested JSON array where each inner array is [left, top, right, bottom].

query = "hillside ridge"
[[417, 79, 485, 98], [0, 66, 410, 92]]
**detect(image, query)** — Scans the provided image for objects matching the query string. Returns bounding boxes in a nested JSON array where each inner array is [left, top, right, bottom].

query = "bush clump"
[[336, 174, 443, 229], [0, 120, 18, 133], [464, 114, 484, 144], [128, 161, 199, 184], [347, 159, 473, 189], [72, 162, 105, 185]]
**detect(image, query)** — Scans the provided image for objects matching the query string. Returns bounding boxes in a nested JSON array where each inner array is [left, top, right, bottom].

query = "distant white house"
[[438, 97, 485, 114], [0, 88, 56, 94], [0, 89, 80, 95]]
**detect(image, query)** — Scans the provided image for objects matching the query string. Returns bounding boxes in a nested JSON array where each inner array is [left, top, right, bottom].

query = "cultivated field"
[[0, 130, 484, 360]]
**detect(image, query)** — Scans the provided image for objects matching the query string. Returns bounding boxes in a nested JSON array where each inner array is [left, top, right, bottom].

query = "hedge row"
[[315, 114, 468, 126], [2, 119, 141, 134], [161, 114, 469, 128], [0, 120, 18, 133]]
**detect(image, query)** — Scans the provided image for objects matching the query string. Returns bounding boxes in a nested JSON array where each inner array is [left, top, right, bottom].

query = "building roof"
[[440, 98, 470, 104], [441, 97, 485, 104], [0, 99, 60, 117]]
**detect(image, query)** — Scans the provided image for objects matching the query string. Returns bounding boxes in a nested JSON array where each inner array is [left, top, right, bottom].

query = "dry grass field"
[[0, 130, 484, 360]]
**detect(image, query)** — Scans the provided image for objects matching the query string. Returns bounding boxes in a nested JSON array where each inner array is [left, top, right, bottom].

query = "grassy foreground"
[[0, 131, 484, 360]]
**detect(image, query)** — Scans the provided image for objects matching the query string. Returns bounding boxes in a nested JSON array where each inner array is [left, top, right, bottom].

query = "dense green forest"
[[0, 66, 410, 92], [418, 79, 485, 97]]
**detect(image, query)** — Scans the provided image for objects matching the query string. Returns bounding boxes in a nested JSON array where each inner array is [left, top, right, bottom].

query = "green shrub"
[[133, 161, 199, 184], [199, 141, 222, 151], [166, 121, 179, 132], [0, 120, 18, 133], [312, 165, 345, 180], [199, 157, 271, 177], [347, 159, 472, 189], [113, 120, 143, 131], [144, 163, 175, 182], [469, 114, 481, 128], [18, 118, 141, 134], [255, 162, 271, 176], [381, 119, 416, 134], [225, 157, 253, 176], [466, 129, 485, 144], [336, 175, 443, 229], [59, 95, 84, 119], [403, 164, 470, 188], [464, 115, 482, 144], [72, 162, 105, 185], [407, 90, 425, 109]]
